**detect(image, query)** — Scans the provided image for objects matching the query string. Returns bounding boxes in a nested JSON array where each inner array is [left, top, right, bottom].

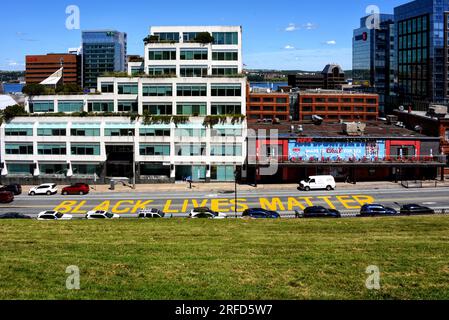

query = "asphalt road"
[[1, 186, 449, 218]]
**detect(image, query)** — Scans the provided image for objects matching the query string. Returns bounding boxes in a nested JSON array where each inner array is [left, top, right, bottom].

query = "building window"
[[277, 106, 287, 112], [148, 67, 176, 76], [212, 67, 238, 76], [153, 32, 179, 43], [211, 128, 242, 137], [177, 103, 207, 116], [148, 50, 176, 60], [211, 104, 241, 115], [117, 101, 138, 113], [5, 144, 33, 155], [302, 98, 313, 103], [140, 144, 170, 156], [250, 97, 260, 102], [7, 163, 33, 175], [88, 101, 114, 112], [212, 32, 238, 45], [39, 164, 66, 175], [104, 128, 135, 137], [210, 144, 242, 156], [211, 85, 241, 96], [30, 101, 54, 113], [118, 84, 138, 94], [142, 85, 172, 96], [101, 83, 114, 93], [71, 128, 101, 136], [249, 106, 260, 111], [180, 50, 208, 60], [58, 101, 84, 113], [5, 128, 33, 136], [140, 128, 171, 137], [276, 97, 287, 104], [263, 106, 274, 111], [37, 127, 67, 136], [175, 128, 206, 137], [142, 104, 173, 115], [37, 144, 67, 155], [212, 51, 238, 61], [72, 164, 101, 176], [175, 143, 206, 156], [71, 144, 101, 156], [180, 67, 208, 77], [177, 85, 207, 96]]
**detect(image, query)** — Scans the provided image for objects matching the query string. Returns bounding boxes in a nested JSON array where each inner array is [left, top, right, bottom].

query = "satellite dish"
[[312, 115, 324, 125]]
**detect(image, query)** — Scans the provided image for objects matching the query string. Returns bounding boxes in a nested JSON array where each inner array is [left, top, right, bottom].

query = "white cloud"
[[325, 40, 337, 45], [284, 45, 295, 50], [285, 23, 299, 32], [303, 22, 318, 30]]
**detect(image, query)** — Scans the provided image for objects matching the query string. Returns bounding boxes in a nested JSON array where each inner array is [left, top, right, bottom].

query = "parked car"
[[37, 211, 73, 220], [0, 184, 22, 195], [0, 191, 14, 203], [297, 206, 341, 218], [242, 208, 281, 219], [360, 204, 398, 217], [0, 213, 31, 219], [29, 184, 58, 196], [86, 210, 120, 220], [400, 204, 435, 216], [189, 207, 227, 219], [138, 208, 165, 218], [299, 175, 336, 191], [61, 183, 90, 195]]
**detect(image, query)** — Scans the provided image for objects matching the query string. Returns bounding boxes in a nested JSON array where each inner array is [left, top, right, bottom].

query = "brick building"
[[25, 53, 81, 85], [247, 89, 290, 122], [298, 90, 379, 122]]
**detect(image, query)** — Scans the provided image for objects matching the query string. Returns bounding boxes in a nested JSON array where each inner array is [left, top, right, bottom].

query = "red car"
[[0, 191, 14, 203], [61, 183, 90, 195]]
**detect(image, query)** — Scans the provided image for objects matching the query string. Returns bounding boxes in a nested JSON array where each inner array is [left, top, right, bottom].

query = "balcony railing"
[[249, 155, 447, 165]]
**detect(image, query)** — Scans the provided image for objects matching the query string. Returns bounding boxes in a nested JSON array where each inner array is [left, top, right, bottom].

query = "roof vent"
[[342, 122, 366, 136]]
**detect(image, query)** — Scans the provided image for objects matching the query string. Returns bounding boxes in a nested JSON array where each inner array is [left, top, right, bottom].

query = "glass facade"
[[7, 163, 33, 175], [175, 143, 206, 156], [180, 50, 208, 60], [180, 66, 208, 77], [211, 84, 241, 96], [117, 100, 138, 112], [118, 84, 138, 94], [153, 32, 180, 43], [212, 51, 238, 61], [211, 103, 241, 115], [37, 143, 67, 155], [142, 104, 173, 115], [30, 101, 54, 113], [177, 85, 207, 96], [148, 67, 176, 76], [176, 103, 207, 116], [140, 144, 170, 156], [211, 67, 239, 76], [148, 50, 176, 60], [142, 85, 172, 96], [212, 32, 238, 45], [82, 31, 127, 89], [58, 101, 84, 113], [71, 144, 101, 156], [88, 101, 114, 112], [5, 143, 33, 155], [210, 144, 242, 156]]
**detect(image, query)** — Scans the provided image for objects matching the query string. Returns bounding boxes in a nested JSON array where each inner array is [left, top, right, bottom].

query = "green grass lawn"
[[1, 216, 449, 300]]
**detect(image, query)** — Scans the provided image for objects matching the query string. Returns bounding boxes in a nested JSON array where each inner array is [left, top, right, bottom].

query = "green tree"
[[194, 32, 214, 44], [22, 84, 46, 96]]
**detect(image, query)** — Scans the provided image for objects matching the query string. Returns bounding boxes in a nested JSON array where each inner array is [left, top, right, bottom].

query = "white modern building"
[[0, 26, 247, 183]]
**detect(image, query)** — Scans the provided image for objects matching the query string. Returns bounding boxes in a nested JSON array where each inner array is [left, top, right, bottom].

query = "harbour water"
[[2, 83, 24, 94]]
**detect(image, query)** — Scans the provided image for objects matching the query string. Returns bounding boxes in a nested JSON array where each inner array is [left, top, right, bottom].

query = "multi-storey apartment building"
[[1, 26, 247, 184], [25, 53, 81, 85]]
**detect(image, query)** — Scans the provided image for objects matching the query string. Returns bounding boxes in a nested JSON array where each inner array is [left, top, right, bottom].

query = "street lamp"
[[234, 165, 238, 218], [128, 130, 136, 189]]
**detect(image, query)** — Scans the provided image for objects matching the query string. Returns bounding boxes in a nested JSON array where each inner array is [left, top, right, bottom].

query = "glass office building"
[[395, 0, 449, 103], [82, 30, 127, 89], [353, 14, 397, 113]]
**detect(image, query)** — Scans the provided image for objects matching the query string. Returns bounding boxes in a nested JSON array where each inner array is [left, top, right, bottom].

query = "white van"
[[299, 175, 336, 191]]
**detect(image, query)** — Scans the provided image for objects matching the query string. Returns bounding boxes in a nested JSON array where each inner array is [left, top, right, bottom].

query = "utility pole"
[[129, 130, 136, 189]]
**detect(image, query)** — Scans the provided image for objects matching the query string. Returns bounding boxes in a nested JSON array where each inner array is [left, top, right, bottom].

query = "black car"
[[0, 213, 31, 219], [400, 204, 435, 216], [0, 184, 22, 195], [360, 204, 398, 217], [242, 208, 280, 219], [297, 206, 341, 219]]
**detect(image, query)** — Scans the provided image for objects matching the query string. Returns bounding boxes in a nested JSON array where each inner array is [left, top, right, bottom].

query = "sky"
[[0, 0, 408, 72]]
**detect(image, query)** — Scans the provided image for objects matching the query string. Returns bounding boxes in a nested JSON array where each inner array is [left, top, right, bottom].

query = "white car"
[[29, 184, 58, 196], [299, 175, 336, 191], [138, 208, 165, 218], [37, 211, 73, 221], [189, 207, 227, 219], [86, 210, 120, 220]]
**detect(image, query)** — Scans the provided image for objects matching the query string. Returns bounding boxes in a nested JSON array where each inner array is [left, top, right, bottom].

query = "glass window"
[[5, 128, 33, 136], [142, 85, 172, 96], [104, 128, 135, 136], [101, 83, 114, 93], [117, 101, 138, 113], [177, 103, 207, 116], [140, 144, 170, 156], [276, 97, 287, 104], [177, 85, 207, 96], [58, 101, 84, 113], [175, 128, 206, 137], [88, 101, 114, 112], [5, 143, 33, 155], [211, 67, 238, 76], [175, 143, 206, 156], [38, 144, 67, 155], [211, 85, 241, 96], [142, 104, 173, 115], [211, 104, 241, 115], [180, 50, 208, 60], [140, 128, 171, 137], [153, 32, 179, 43], [212, 32, 238, 45], [30, 101, 54, 113], [212, 51, 238, 61], [71, 144, 101, 156], [118, 84, 138, 94], [37, 127, 66, 136], [7, 163, 33, 175], [180, 67, 208, 77], [210, 144, 242, 156], [72, 164, 101, 176], [148, 50, 176, 60], [71, 128, 101, 136], [148, 67, 176, 76]]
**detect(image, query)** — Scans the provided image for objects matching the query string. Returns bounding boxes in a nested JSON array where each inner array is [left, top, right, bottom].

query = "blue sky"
[[0, 0, 407, 71]]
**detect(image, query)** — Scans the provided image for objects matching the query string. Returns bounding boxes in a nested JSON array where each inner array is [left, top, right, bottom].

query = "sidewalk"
[[81, 181, 403, 193]]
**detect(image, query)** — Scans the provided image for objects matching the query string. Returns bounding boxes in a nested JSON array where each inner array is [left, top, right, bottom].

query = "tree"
[[0, 104, 28, 124], [55, 83, 83, 94], [194, 32, 214, 44], [22, 84, 46, 96]]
